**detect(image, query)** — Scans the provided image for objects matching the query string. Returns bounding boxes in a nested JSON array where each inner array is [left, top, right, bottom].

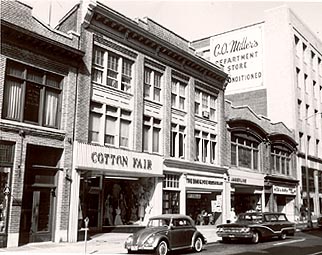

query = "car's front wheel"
[[250, 231, 259, 244], [155, 240, 168, 255], [279, 232, 287, 240], [194, 237, 203, 252]]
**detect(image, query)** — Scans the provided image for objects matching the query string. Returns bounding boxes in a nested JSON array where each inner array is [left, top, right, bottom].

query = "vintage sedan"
[[216, 212, 295, 244], [124, 214, 207, 255]]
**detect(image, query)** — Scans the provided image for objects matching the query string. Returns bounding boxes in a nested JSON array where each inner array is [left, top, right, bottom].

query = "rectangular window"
[[271, 147, 292, 176], [3, 60, 62, 128], [89, 113, 101, 143], [142, 116, 161, 153], [230, 135, 259, 170], [195, 130, 216, 164], [195, 89, 201, 115], [171, 79, 186, 110], [195, 89, 217, 121], [144, 67, 162, 102], [171, 123, 185, 158], [92, 47, 134, 92], [121, 59, 132, 92]]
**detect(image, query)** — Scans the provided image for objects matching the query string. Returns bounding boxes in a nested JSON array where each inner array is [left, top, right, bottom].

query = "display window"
[[79, 174, 155, 228]]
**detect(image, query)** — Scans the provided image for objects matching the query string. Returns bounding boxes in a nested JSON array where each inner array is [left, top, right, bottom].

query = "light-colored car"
[[124, 214, 207, 255], [216, 212, 295, 244]]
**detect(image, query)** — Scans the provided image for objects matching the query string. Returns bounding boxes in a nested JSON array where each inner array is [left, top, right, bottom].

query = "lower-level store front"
[[19, 144, 62, 245], [79, 174, 156, 229], [69, 142, 163, 242], [186, 192, 222, 225], [264, 176, 298, 221], [0, 141, 15, 248], [228, 169, 265, 221]]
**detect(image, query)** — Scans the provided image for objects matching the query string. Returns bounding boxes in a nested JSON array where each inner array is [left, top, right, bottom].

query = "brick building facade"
[[0, 1, 83, 247]]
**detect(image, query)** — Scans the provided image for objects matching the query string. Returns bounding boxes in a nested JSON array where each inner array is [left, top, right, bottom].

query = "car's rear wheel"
[[279, 232, 287, 240], [155, 240, 168, 255], [251, 231, 259, 244], [194, 237, 203, 252]]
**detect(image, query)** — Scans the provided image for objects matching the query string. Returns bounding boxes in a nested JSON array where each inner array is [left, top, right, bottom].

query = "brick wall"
[[226, 89, 268, 117]]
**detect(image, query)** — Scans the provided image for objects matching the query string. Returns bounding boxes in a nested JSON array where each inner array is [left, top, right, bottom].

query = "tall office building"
[[192, 5, 322, 219]]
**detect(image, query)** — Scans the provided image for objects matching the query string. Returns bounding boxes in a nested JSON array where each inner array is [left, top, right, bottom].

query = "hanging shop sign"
[[74, 142, 163, 176], [272, 185, 296, 196], [210, 24, 263, 94], [186, 175, 223, 190]]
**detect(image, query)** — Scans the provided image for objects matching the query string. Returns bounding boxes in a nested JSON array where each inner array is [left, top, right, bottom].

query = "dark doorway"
[[19, 145, 62, 245]]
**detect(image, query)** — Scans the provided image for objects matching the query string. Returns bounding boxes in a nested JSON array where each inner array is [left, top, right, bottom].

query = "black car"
[[124, 214, 207, 255], [216, 212, 295, 244]]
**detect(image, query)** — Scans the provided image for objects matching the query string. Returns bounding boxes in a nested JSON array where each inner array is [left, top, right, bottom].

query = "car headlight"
[[126, 235, 133, 244], [144, 236, 155, 246], [216, 227, 223, 232], [240, 227, 250, 233]]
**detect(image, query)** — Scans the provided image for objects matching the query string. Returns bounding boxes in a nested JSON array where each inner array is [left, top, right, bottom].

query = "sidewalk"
[[0, 223, 314, 255]]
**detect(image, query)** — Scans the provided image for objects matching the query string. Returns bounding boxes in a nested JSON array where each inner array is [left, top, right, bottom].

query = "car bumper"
[[125, 243, 155, 251], [217, 232, 253, 239]]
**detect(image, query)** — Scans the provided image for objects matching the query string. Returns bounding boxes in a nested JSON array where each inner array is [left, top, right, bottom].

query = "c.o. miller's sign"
[[210, 25, 263, 92]]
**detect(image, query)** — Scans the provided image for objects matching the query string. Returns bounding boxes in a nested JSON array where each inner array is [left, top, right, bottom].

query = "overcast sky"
[[20, 0, 322, 42]]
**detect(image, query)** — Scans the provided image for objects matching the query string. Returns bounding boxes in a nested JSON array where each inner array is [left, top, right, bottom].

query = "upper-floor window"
[[143, 115, 161, 153], [270, 146, 292, 176], [89, 103, 102, 143], [171, 79, 186, 110], [231, 134, 259, 170], [170, 123, 186, 159], [195, 89, 217, 121], [195, 130, 216, 164], [92, 47, 133, 93], [3, 60, 63, 128], [144, 67, 162, 102], [88, 102, 132, 148]]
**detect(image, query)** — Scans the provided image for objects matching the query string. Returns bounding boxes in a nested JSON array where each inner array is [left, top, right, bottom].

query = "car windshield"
[[147, 218, 170, 228], [237, 214, 263, 223]]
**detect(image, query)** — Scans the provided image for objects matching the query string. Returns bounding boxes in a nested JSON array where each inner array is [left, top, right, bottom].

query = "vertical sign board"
[[210, 24, 263, 94]]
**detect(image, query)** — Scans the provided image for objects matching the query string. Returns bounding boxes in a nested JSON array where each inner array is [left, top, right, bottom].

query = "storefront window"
[[0, 167, 10, 234], [163, 174, 180, 214], [0, 142, 14, 238]]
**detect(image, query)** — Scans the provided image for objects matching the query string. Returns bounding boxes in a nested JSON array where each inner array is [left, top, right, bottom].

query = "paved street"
[[1, 227, 321, 255], [199, 229, 322, 255]]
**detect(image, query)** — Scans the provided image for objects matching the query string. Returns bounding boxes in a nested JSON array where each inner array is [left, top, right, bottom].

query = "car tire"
[[194, 237, 203, 252], [251, 231, 259, 244], [279, 232, 287, 240], [127, 250, 135, 254], [155, 240, 168, 255]]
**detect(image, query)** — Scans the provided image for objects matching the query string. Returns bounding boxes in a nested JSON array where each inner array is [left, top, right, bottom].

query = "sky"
[[19, 0, 322, 42]]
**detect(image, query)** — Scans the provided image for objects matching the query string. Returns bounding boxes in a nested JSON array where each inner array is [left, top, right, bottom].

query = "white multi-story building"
[[192, 5, 322, 220]]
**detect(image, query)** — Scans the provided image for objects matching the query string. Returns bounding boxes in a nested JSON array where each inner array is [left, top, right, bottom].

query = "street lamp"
[[304, 111, 322, 228]]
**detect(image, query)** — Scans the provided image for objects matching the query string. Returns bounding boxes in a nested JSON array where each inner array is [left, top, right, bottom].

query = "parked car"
[[216, 212, 295, 244], [318, 216, 322, 228], [124, 214, 207, 255]]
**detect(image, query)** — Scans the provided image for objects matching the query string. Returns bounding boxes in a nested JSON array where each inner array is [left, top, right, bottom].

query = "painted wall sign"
[[210, 24, 263, 94], [186, 175, 223, 190], [272, 185, 296, 196], [74, 142, 163, 176]]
